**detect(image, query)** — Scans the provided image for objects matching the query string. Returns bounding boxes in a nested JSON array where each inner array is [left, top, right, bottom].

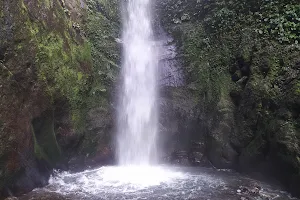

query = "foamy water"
[[25, 166, 296, 200], [43, 166, 226, 199], [47, 166, 185, 194]]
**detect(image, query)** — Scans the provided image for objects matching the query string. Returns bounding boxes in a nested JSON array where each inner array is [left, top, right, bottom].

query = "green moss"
[[86, 0, 119, 21], [294, 81, 300, 96], [24, 13, 92, 128], [85, 7, 120, 86], [179, 22, 235, 114], [77, 0, 120, 113], [26, 0, 120, 132], [44, 0, 51, 9], [20, 0, 28, 12]]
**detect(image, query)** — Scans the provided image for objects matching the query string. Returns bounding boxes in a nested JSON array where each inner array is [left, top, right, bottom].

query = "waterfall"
[[117, 0, 158, 165]]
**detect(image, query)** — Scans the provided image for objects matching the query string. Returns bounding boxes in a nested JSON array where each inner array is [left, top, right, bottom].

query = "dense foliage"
[[203, 0, 300, 44]]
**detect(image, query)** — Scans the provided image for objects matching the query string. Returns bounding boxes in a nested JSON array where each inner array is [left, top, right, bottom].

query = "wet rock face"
[[0, 0, 119, 198], [159, 83, 239, 168], [159, 87, 207, 166], [156, 27, 211, 167], [67, 107, 114, 172]]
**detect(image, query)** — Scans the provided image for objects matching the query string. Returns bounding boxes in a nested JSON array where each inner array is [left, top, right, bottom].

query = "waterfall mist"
[[117, 0, 159, 166]]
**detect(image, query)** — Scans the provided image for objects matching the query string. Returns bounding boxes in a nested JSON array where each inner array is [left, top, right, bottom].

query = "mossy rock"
[[157, 0, 300, 196], [32, 110, 61, 165]]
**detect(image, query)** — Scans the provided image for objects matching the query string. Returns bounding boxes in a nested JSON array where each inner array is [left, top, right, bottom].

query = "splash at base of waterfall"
[[47, 166, 186, 195], [25, 166, 295, 200]]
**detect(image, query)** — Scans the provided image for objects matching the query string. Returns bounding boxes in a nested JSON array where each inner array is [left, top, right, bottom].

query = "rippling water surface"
[[21, 166, 298, 200]]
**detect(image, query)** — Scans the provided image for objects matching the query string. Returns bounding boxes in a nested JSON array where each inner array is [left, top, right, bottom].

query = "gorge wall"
[[0, 0, 300, 198], [156, 0, 300, 197], [0, 0, 119, 197]]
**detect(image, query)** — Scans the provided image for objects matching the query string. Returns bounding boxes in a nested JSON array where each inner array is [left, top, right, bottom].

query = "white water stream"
[[117, 0, 158, 165]]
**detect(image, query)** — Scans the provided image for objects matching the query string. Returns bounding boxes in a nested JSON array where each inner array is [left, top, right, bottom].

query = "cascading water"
[[117, 0, 158, 165]]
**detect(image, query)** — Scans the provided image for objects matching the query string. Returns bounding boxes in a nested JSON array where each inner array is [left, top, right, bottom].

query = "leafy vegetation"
[[201, 0, 300, 44], [81, 0, 120, 109]]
